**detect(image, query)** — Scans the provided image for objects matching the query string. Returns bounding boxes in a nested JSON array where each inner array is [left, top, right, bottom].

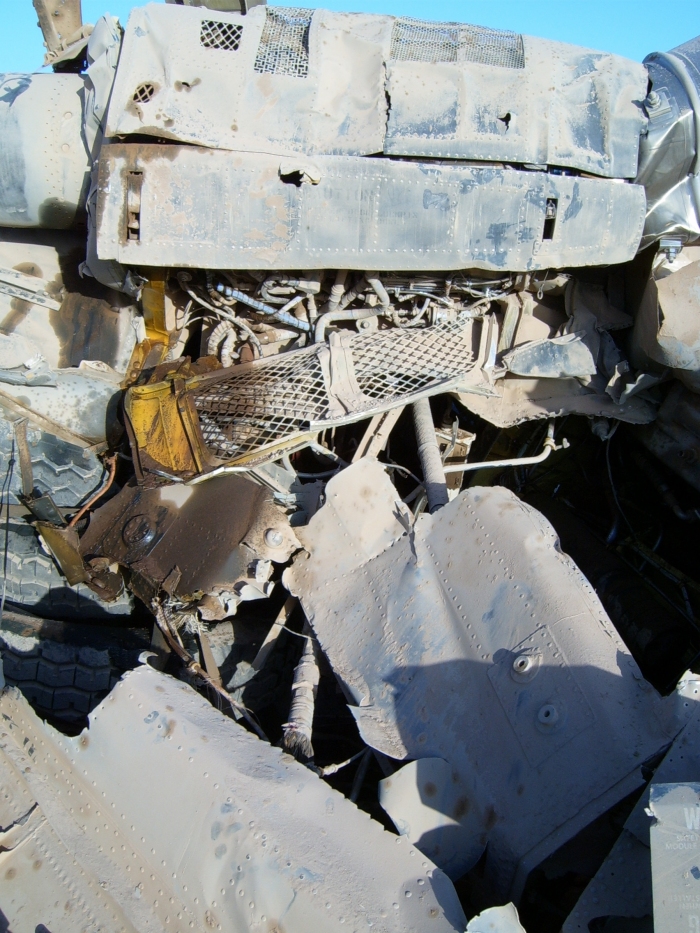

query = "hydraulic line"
[[214, 282, 311, 333]]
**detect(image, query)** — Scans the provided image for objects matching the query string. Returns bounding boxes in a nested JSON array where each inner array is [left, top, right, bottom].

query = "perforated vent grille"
[[390, 18, 525, 69], [253, 7, 312, 77], [133, 83, 155, 104], [200, 19, 243, 52], [190, 323, 474, 462]]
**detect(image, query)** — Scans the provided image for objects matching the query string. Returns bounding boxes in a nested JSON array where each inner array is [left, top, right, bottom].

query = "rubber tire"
[[0, 628, 144, 724]]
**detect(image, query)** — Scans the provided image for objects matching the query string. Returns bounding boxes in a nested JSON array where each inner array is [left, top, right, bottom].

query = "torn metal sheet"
[[0, 667, 467, 933], [650, 783, 700, 931], [95, 142, 646, 273], [379, 757, 486, 880], [632, 257, 700, 392], [569, 280, 633, 332], [565, 697, 700, 932], [0, 363, 122, 445], [106, 4, 393, 158], [627, 697, 700, 846], [284, 458, 691, 899], [638, 38, 700, 248], [105, 4, 647, 180], [502, 332, 598, 379], [454, 373, 656, 428], [562, 829, 653, 933], [0, 747, 140, 933], [385, 22, 647, 179], [466, 904, 526, 933], [635, 381, 700, 493], [0, 228, 138, 375], [33, 0, 85, 64], [79, 473, 299, 607]]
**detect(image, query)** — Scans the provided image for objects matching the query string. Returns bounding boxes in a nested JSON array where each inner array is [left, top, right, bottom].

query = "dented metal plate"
[[106, 4, 392, 157], [0, 668, 467, 932], [284, 459, 690, 898], [79, 474, 299, 604], [106, 5, 647, 180], [96, 143, 646, 271], [385, 26, 647, 178]]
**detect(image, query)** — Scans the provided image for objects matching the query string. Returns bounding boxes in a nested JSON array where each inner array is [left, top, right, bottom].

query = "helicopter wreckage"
[[1, 1, 700, 930]]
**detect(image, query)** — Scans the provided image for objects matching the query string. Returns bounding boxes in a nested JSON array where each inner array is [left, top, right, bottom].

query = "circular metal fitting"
[[264, 528, 285, 548], [537, 704, 559, 728], [512, 655, 534, 675], [122, 514, 156, 548]]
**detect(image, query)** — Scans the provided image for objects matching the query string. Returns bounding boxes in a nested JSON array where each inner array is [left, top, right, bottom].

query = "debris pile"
[[1, 2, 700, 930]]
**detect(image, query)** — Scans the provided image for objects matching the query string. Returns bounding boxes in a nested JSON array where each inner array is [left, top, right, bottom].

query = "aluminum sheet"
[[105, 4, 647, 179], [0, 666, 466, 933], [284, 458, 693, 898], [95, 143, 646, 272]]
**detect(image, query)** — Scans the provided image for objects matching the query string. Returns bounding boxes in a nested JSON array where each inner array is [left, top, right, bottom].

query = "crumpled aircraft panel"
[[385, 20, 647, 179], [284, 458, 693, 899], [96, 143, 646, 271], [0, 667, 467, 933], [105, 3, 647, 179], [106, 3, 392, 158]]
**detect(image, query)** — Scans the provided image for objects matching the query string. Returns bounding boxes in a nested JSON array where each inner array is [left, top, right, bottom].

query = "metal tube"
[[366, 273, 391, 308], [646, 51, 700, 174], [645, 51, 700, 220], [327, 269, 348, 313], [283, 623, 320, 761], [412, 398, 449, 513], [442, 421, 566, 473], [215, 283, 311, 333], [314, 307, 377, 343]]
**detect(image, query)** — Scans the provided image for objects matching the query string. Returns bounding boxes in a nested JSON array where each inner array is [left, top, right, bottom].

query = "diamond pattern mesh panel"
[[390, 18, 525, 69], [200, 20, 243, 52], [253, 8, 313, 77], [351, 325, 473, 400], [132, 83, 155, 104], [190, 323, 474, 462]]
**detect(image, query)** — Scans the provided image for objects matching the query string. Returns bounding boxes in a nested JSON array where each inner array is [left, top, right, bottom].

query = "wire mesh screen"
[[390, 18, 525, 69], [351, 325, 474, 400], [194, 348, 328, 461], [190, 323, 474, 462], [253, 7, 313, 77], [200, 20, 243, 52]]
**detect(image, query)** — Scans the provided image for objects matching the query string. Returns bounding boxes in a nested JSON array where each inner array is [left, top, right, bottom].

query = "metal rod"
[[349, 748, 373, 803], [412, 398, 449, 512], [152, 600, 268, 742], [68, 454, 117, 527]]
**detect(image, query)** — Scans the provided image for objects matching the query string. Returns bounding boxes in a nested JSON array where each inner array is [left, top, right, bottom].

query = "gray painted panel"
[[106, 4, 647, 178], [96, 143, 646, 271], [284, 459, 688, 897]]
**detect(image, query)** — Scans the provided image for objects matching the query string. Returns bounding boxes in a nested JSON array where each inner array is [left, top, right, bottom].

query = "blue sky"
[[0, 0, 698, 72]]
